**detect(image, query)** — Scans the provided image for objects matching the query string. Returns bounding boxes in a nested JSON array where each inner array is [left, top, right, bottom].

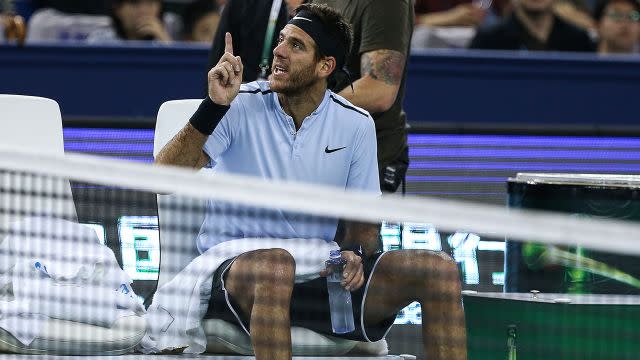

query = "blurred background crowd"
[[1, 0, 638, 54]]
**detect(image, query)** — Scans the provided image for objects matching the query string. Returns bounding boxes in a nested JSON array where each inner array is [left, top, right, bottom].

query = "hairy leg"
[[363, 250, 467, 360], [224, 248, 296, 360]]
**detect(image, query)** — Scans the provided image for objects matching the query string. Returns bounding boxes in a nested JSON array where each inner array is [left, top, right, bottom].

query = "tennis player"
[[156, 4, 466, 359]]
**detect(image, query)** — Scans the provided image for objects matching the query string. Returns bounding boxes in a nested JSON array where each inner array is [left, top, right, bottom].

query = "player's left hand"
[[320, 251, 365, 291]]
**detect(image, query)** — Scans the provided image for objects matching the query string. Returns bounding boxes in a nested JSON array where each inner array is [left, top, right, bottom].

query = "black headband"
[[287, 10, 346, 71]]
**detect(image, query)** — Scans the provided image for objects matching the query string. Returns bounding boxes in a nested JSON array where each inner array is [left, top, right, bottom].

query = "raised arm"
[[155, 32, 244, 169]]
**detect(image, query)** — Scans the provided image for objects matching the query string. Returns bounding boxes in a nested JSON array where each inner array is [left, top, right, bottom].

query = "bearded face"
[[270, 54, 320, 95], [268, 25, 325, 95]]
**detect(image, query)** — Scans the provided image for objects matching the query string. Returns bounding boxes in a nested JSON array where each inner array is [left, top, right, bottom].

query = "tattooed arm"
[[337, 49, 405, 113]]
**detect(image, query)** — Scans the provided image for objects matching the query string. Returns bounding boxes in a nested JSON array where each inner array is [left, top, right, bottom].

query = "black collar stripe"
[[239, 89, 274, 95], [330, 95, 367, 117]]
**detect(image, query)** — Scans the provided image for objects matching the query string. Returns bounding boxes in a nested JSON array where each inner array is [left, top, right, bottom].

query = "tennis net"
[[1, 147, 640, 359]]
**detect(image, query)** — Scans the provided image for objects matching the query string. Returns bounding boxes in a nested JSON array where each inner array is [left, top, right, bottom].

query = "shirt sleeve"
[[202, 98, 241, 168], [359, 0, 411, 55], [347, 116, 382, 196]]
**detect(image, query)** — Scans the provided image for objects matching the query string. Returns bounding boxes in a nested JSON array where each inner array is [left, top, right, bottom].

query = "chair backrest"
[[0, 94, 77, 236], [153, 99, 208, 289]]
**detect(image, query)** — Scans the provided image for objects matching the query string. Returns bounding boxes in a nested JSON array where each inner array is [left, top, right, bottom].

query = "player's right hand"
[[319, 251, 365, 292], [208, 32, 243, 106]]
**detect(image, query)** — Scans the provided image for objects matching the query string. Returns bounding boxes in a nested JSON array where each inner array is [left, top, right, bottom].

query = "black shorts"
[[203, 251, 395, 342]]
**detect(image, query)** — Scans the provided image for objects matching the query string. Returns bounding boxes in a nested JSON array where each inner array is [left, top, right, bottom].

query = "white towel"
[[139, 237, 339, 354], [0, 217, 145, 345], [0, 302, 47, 345]]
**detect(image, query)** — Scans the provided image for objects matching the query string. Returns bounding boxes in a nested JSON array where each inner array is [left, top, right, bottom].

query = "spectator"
[[182, 0, 220, 43], [469, 0, 596, 51], [26, 8, 112, 42], [594, 0, 640, 53], [415, 0, 503, 27], [207, 0, 305, 83], [87, 0, 171, 43], [313, 0, 413, 194]]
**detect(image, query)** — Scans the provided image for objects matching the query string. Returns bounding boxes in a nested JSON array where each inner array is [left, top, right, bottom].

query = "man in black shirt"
[[469, 0, 595, 51]]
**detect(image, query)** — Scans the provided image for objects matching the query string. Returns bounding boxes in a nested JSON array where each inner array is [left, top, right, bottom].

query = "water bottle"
[[326, 250, 355, 334], [506, 324, 517, 360]]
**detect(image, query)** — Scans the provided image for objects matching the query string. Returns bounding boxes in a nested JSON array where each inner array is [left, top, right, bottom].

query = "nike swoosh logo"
[[325, 146, 346, 154]]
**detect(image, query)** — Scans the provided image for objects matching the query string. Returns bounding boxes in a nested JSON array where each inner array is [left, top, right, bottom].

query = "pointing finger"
[[224, 32, 234, 55]]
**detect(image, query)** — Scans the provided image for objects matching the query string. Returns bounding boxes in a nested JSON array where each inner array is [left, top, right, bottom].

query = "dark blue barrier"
[[1, 43, 639, 131], [0, 42, 209, 121], [406, 49, 640, 131]]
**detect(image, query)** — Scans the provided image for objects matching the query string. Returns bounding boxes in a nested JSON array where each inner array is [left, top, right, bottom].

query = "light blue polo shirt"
[[197, 81, 380, 252]]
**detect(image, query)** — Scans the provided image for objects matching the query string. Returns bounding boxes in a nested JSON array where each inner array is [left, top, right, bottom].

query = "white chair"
[[153, 99, 390, 356], [0, 95, 76, 230], [0, 94, 146, 355]]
